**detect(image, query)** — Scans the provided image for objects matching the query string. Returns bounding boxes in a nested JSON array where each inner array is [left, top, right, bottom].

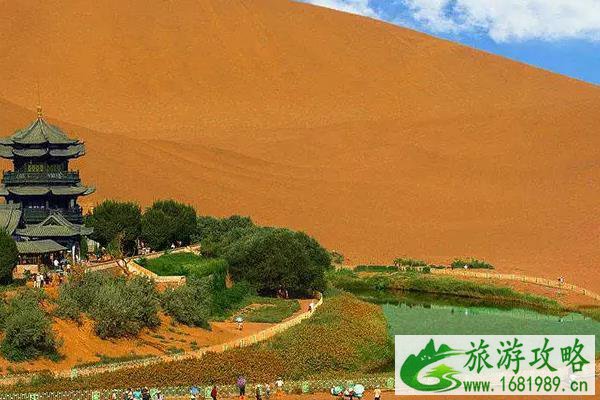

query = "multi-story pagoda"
[[0, 107, 94, 262]]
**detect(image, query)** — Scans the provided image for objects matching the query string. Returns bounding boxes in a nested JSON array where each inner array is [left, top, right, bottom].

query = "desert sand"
[[0, 0, 598, 291]]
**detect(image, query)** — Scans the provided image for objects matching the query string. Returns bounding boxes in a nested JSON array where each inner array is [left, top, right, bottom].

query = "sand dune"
[[0, 0, 599, 291]]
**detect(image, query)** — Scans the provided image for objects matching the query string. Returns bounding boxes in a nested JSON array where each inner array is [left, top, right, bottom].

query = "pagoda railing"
[[22, 207, 84, 225], [1, 170, 80, 185]]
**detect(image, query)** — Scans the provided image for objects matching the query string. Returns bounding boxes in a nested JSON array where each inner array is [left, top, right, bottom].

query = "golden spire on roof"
[[37, 105, 43, 119]]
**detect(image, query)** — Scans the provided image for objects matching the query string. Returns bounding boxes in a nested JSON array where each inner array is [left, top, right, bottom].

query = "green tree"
[[196, 215, 255, 257], [141, 200, 197, 250], [0, 230, 18, 284], [225, 228, 330, 296], [86, 200, 141, 255], [1, 290, 59, 361]]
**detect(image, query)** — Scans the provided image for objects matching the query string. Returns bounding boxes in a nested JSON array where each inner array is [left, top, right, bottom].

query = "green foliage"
[[330, 251, 344, 265], [451, 258, 494, 269], [393, 258, 427, 267], [355, 265, 397, 273], [225, 228, 330, 296], [0, 230, 18, 284], [196, 215, 256, 257], [0, 290, 59, 361], [141, 200, 197, 251], [56, 273, 160, 338], [161, 277, 212, 328], [237, 297, 300, 323], [210, 280, 254, 318], [140, 253, 227, 278], [86, 200, 142, 255]]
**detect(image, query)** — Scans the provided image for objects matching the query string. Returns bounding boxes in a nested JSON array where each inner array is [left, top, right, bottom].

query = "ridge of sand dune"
[[0, 0, 599, 291]]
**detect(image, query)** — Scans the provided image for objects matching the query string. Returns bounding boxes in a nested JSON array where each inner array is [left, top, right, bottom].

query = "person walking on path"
[[265, 383, 271, 400], [211, 385, 218, 400], [237, 375, 247, 400], [374, 386, 381, 400], [256, 384, 263, 400], [275, 377, 284, 397]]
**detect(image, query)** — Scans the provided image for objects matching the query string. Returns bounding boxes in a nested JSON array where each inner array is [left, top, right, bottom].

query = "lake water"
[[356, 290, 600, 349]]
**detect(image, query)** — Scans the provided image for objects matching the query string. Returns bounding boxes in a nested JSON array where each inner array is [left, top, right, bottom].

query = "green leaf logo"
[[400, 339, 464, 392]]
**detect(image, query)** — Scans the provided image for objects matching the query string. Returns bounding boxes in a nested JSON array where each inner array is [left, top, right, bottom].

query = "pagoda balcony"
[[2, 171, 81, 186], [22, 207, 84, 225]]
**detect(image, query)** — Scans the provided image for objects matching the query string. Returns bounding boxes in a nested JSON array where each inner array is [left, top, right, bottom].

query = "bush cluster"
[[160, 277, 213, 328], [393, 258, 427, 267], [0, 290, 59, 361], [56, 273, 160, 338], [450, 258, 494, 269]]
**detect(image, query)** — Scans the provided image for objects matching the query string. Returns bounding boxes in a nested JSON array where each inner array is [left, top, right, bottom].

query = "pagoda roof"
[[17, 213, 93, 238], [0, 185, 95, 196], [0, 144, 85, 159], [0, 203, 22, 235], [16, 239, 67, 254], [1, 117, 79, 146]]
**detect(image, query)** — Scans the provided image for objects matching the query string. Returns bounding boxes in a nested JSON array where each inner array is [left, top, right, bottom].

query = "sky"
[[299, 0, 600, 85]]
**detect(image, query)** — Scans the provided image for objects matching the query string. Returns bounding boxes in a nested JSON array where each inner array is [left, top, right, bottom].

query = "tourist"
[[142, 387, 150, 400], [235, 316, 244, 331], [155, 390, 164, 400], [53, 258, 60, 269], [275, 377, 284, 397], [256, 384, 263, 400], [237, 375, 247, 400], [265, 383, 271, 400], [125, 388, 133, 400], [133, 388, 142, 400], [374, 386, 381, 400], [211, 385, 218, 400]]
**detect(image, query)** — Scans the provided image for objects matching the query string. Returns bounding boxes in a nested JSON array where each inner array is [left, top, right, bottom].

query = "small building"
[[0, 107, 94, 265]]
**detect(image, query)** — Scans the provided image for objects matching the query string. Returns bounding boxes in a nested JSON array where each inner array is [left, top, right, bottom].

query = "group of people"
[[110, 378, 382, 400], [116, 387, 163, 400], [236, 376, 285, 400]]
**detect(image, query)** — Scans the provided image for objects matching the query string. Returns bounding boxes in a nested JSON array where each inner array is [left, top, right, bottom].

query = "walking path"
[[430, 268, 600, 302]]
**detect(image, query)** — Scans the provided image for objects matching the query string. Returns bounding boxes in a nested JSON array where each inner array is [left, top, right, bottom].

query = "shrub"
[[1, 290, 59, 361], [0, 231, 18, 284], [355, 265, 397, 273], [161, 277, 212, 328], [142, 200, 197, 250], [86, 200, 142, 255], [393, 258, 427, 267], [225, 228, 330, 296], [56, 273, 160, 338], [451, 258, 494, 269]]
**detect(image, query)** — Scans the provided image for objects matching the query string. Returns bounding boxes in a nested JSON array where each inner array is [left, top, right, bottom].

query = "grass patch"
[[236, 297, 300, 323], [578, 306, 600, 323], [74, 354, 153, 369], [355, 265, 397, 273], [139, 253, 227, 278]]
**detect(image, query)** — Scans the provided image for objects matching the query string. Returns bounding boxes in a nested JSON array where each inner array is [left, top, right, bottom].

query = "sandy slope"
[[0, 0, 599, 291]]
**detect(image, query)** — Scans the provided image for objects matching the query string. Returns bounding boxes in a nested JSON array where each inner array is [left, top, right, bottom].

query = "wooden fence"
[[431, 269, 600, 302]]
